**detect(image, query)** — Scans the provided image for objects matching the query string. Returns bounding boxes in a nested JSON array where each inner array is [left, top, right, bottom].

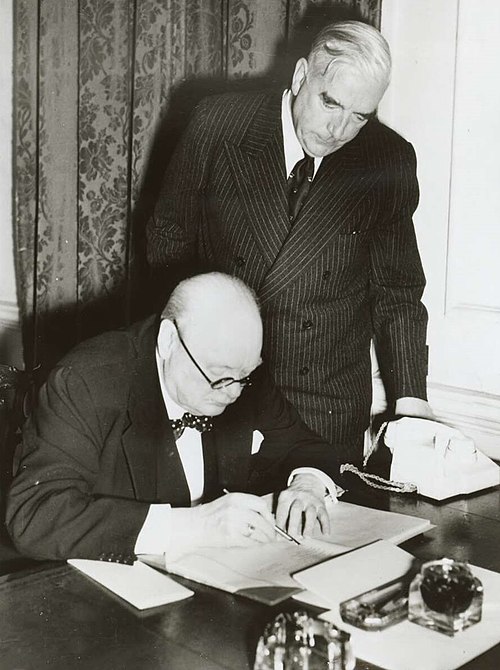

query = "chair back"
[[0, 365, 35, 511]]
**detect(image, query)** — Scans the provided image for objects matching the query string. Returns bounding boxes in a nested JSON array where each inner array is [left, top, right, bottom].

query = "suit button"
[[235, 256, 245, 267], [299, 366, 309, 375], [322, 270, 331, 280], [302, 319, 313, 330]]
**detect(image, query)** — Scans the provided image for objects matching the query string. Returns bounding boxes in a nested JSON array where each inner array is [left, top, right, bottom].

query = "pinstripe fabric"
[[147, 92, 428, 462]]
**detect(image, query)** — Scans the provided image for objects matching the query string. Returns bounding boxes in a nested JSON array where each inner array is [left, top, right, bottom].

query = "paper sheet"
[[164, 537, 349, 592], [293, 540, 417, 606], [144, 500, 432, 605], [293, 541, 500, 670], [68, 559, 193, 610], [321, 501, 433, 547], [320, 564, 500, 670]]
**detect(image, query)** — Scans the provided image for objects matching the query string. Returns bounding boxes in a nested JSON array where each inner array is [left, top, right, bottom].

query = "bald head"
[[162, 272, 262, 364], [158, 273, 263, 416]]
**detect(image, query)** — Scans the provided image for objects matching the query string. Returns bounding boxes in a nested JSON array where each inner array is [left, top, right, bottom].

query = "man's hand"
[[176, 493, 276, 555], [275, 473, 330, 539], [395, 397, 435, 420]]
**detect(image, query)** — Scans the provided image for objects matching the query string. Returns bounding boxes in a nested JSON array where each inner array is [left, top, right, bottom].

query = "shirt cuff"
[[287, 467, 344, 502], [135, 504, 206, 562], [134, 504, 172, 556]]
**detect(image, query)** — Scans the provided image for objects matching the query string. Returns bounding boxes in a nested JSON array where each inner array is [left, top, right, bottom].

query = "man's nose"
[[327, 110, 350, 140], [221, 382, 243, 404]]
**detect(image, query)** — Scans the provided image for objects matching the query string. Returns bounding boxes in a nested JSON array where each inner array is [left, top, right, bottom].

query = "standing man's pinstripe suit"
[[147, 24, 430, 464]]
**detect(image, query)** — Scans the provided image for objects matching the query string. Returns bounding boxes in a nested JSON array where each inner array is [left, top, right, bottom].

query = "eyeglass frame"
[[172, 319, 252, 390]]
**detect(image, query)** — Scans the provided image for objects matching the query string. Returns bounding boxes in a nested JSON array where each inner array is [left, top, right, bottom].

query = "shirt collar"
[[155, 348, 185, 420], [281, 89, 322, 178]]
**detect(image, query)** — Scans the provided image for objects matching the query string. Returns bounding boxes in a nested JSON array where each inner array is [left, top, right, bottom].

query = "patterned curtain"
[[13, 0, 381, 375]]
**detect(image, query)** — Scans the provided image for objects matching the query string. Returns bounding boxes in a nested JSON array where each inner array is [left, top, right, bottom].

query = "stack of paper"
[[68, 559, 193, 610], [293, 541, 500, 670], [323, 501, 432, 547], [146, 501, 432, 605], [144, 537, 350, 605], [293, 540, 417, 606]]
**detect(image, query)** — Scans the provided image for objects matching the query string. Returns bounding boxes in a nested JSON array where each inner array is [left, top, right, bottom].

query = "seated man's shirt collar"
[[155, 348, 186, 420]]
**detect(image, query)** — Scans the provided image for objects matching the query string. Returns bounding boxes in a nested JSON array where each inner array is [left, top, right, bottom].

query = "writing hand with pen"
[[166, 475, 330, 558], [218, 473, 330, 547]]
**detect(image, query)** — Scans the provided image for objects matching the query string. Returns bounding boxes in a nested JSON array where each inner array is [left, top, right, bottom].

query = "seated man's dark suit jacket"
[[6, 316, 339, 563]]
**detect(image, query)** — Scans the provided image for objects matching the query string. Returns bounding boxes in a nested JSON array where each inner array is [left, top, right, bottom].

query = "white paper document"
[[293, 540, 417, 607], [164, 537, 348, 591], [323, 501, 433, 547], [139, 537, 351, 604], [321, 564, 500, 670], [142, 501, 431, 605], [68, 558, 193, 610], [293, 541, 500, 670]]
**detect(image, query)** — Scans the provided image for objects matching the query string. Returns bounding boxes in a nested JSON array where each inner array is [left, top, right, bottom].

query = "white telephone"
[[384, 417, 500, 500]]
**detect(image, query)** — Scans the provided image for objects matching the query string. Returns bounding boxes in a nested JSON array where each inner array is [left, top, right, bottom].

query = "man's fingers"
[[245, 510, 275, 542], [286, 500, 305, 537], [316, 504, 331, 535], [225, 492, 275, 525], [222, 494, 275, 542], [242, 525, 272, 545], [275, 493, 293, 531], [275, 490, 329, 537], [301, 504, 319, 536], [230, 516, 274, 546]]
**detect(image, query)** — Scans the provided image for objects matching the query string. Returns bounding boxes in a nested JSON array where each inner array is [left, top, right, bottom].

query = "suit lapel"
[[224, 94, 290, 268], [121, 322, 190, 505], [225, 97, 385, 302], [259, 132, 384, 304], [205, 393, 253, 495]]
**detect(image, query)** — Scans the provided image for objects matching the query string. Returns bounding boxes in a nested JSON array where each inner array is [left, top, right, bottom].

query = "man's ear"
[[291, 57, 308, 96], [157, 319, 176, 360]]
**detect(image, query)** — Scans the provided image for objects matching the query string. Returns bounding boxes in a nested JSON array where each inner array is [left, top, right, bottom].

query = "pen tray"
[[339, 576, 409, 631]]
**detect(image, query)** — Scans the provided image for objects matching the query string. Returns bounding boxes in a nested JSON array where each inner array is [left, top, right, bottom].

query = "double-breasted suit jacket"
[[147, 91, 429, 460], [6, 317, 338, 562]]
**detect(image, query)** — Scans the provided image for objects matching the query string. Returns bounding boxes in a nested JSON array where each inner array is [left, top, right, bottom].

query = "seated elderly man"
[[7, 272, 340, 563]]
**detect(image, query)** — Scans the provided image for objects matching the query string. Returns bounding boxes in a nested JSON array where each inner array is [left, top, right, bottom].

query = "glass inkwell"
[[408, 558, 483, 636], [253, 610, 355, 670]]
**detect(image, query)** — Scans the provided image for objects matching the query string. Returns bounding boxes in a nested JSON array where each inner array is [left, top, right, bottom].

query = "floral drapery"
[[13, 0, 381, 373]]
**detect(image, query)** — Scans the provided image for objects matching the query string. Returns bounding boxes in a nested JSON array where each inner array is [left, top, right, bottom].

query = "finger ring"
[[244, 523, 255, 537]]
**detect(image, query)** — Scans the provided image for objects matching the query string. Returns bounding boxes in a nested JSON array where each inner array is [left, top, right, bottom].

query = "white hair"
[[308, 20, 391, 89]]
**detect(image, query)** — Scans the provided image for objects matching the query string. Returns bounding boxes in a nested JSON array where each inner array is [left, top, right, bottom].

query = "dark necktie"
[[288, 153, 314, 223], [170, 412, 213, 440]]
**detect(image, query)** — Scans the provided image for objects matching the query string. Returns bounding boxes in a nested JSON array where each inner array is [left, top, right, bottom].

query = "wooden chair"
[[0, 364, 38, 573], [0, 364, 34, 499]]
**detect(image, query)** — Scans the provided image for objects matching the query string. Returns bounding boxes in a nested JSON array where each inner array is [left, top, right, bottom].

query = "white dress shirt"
[[156, 353, 206, 505]]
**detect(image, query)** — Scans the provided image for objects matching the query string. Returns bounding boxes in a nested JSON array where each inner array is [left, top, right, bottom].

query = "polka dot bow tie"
[[170, 412, 213, 440]]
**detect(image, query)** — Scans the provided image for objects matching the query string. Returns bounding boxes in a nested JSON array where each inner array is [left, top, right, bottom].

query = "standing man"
[[146, 20, 433, 465]]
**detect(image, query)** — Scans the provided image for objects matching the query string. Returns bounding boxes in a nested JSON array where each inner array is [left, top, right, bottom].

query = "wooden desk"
[[1, 486, 499, 670]]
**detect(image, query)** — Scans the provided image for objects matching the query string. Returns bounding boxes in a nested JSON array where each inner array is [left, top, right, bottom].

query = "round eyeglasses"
[[172, 320, 252, 390]]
